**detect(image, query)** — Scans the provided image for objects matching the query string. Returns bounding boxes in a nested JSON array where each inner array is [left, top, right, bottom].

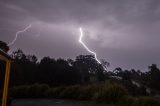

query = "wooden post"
[[2, 60, 11, 106]]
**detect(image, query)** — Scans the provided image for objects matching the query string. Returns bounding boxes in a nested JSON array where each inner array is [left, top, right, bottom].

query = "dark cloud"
[[0, 0, 160, 71]]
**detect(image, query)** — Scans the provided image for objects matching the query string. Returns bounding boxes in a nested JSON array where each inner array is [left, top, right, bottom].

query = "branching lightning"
[[79, 27, 101, 64], [79, 27, 108, 71], [8, 24, 32, 46]]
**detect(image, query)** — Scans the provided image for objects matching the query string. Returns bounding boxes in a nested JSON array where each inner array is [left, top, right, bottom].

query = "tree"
[[0, 41, 9, 52], [38, 57, 56, 85], [37, 57, 82, 86], [11, 49, 26, 61], [114, 68, 131, 81], [147, 64, 160, 89], [74, 55, 107, 82], [10, 49, 38, 86]]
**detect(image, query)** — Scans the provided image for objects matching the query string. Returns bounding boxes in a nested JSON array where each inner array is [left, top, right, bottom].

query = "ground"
[[11, 99, 110, 106]]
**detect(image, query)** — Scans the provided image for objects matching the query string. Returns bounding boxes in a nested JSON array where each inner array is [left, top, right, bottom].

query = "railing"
[[0, 50, 12, 106]]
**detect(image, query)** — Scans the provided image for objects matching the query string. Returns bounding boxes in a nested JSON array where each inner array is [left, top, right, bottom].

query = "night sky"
[[0, 0, 160, 71]]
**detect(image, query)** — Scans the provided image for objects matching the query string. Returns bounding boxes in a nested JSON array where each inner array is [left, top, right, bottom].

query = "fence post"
[[2, 60, 11, 106]]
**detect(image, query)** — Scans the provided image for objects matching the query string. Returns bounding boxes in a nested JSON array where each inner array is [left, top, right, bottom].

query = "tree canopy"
[[0, 41, 9, 52]]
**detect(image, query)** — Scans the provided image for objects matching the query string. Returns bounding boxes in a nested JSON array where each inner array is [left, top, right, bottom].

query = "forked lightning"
[[79, 27, 101, 64], [8, 24, 32, 46]]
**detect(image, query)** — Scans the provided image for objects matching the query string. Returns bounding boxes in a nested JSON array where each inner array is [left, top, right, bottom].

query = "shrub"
[[78, 84, 100, 100], [118, 96, 135, 106], [10, 84, 49, 98], [10, 85, 29, 98], [93, 83, 128, 104], [27, 84, 49, 97], [59, 85, 81, 99], [45, 87, 65, 98], [133, 96, 160, 106]]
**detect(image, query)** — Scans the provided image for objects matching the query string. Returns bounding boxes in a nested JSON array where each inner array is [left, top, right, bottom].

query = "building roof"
[[0, 49, 12, 60]]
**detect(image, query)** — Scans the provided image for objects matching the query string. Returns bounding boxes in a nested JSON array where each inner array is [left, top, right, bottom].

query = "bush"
[[10, 84, 49, 98], [133, 96, 160, 106], [93, 83, 128, 104], [27, 84, 49, 97], [118, 96, 135, 106], [59, 85, 81, 99], [78, 84, 100, 100], [10, 85, 29, 98], [57, 84, 100, 100], [45, 87, 65, 98]]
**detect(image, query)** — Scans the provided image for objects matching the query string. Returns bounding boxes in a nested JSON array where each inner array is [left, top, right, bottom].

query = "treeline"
[[9, 49, 109, 87], [0, 40, 160, 92], [7, 49, 160, 91], [1, 40, 160, 105]]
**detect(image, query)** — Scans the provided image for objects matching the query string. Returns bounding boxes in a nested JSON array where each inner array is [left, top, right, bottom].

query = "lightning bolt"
[[79, 27, 101, 64], [79, 27, 108, 71], [8, 24, 32, 46]]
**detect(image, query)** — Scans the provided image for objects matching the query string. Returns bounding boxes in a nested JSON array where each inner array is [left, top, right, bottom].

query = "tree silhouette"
[[0, 41, 9, 52], [7, 48, 160, 95], [74, 55, 107, 82], [147, 64, 160, 89]]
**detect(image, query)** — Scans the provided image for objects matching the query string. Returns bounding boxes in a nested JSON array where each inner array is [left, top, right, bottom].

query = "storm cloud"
[[1, 0, 160, 70]]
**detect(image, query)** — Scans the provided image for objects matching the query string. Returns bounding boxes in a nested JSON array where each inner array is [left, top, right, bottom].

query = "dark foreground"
[[11, 99, 108, 106]]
